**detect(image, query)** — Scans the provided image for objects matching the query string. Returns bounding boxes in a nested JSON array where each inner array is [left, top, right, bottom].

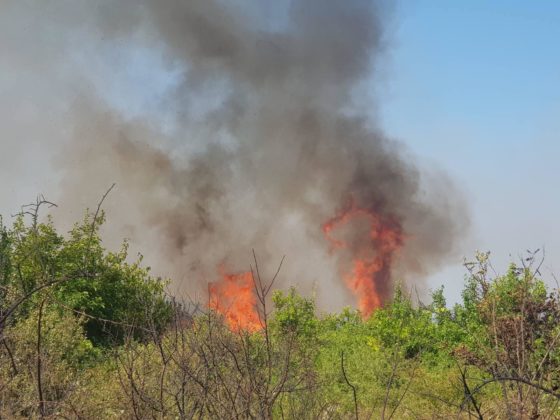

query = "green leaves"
[[272, 287, 317, 339], [1, 209, 172, 346]]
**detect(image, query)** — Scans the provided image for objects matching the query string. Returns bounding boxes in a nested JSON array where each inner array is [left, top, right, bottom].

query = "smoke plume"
[[0, 0, 468, 310]]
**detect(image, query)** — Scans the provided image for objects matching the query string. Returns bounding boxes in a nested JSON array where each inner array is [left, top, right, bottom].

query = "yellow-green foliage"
[[0, 306, 97, 418], [1, 215, 559, 418]]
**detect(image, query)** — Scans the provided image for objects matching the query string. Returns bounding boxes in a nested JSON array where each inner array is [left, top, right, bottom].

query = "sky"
[[1, 1, 559, 306], [380, 1, 560, 302]]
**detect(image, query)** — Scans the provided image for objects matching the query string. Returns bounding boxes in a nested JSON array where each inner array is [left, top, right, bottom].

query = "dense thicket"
[[1, 207, 559, 419]]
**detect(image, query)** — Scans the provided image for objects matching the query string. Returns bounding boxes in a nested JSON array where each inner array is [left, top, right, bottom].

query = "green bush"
[[0, 211, 172, 346]]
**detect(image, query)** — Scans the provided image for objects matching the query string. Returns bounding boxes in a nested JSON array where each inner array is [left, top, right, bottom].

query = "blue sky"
[[380, 1, 560, 302]]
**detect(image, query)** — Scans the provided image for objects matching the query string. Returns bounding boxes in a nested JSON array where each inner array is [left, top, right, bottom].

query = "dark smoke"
[[0, 0, 468, 310]]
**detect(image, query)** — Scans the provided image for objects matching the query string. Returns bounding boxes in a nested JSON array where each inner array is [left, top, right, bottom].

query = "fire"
[[208, 270, 262, 332], [323, 198, 404, 317]]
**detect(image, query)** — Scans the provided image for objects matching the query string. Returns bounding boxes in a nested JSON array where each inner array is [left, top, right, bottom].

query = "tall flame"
[[323, 198, 404, 317], [208, 270, 261, 332]]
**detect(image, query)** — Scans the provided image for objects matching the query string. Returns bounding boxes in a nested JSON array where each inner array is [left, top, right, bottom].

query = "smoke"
[[0, 0, 468, 310]]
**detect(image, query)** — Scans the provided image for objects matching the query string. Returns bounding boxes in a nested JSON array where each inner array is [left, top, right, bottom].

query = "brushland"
[[1, 206, 559, 419]]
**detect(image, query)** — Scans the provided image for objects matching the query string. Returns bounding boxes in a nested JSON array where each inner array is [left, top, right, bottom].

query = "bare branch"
[[88, 183, 116, 245], [341, 351, 358, 420]]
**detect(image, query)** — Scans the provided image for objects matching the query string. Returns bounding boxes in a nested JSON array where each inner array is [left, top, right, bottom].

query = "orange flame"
[[208, 270, 262, 332], [323, 198, 404, 318]]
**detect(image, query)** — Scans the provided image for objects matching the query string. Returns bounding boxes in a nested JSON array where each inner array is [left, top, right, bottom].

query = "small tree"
[[455, 251, 560, 418]]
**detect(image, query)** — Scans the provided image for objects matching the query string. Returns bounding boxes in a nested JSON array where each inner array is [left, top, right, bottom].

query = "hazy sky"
[[381, 1, 560, 302], [1, 1, 559, 306]]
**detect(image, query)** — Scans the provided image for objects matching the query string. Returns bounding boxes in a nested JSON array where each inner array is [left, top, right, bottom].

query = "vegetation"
[[1, 202, 559, 419]]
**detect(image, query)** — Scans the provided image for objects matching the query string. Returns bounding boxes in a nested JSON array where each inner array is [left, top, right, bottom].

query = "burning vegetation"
[[322, 197, 405, 317], [209, 270, 261, 332], [211, 196, 406, 329]]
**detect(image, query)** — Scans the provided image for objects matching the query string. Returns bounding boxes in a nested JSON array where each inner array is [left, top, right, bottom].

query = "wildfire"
[[208, 270, 262, 332], [323, 198, 404, 317]]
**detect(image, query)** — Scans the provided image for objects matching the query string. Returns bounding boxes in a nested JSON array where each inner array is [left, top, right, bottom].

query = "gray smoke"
[[0, 0, 468, 310]]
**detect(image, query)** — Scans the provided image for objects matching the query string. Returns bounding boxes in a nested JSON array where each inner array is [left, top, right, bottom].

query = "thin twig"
[[37, 297, 47, 418], [88, 183, 116, 245], [341, 351, 358, 420], [458, 376, 560, 416]]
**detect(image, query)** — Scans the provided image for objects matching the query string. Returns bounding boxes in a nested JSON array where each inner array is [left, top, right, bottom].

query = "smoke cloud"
[[0, 0, 468, 310]]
